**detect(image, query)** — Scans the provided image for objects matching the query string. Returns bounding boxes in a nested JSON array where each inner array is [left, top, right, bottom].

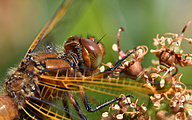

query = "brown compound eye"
[[88, 37, 105, 56], [87, 37, 96, 42], [87, 36, 105, 56], [97, 42, 105, 57], [81, 38, 103, 69]]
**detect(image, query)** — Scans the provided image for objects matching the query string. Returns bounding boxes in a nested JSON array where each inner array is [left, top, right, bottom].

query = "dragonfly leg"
[[62, 92, 71, 119], [68, 92, 87, 120], [79, 86, 132, 112]]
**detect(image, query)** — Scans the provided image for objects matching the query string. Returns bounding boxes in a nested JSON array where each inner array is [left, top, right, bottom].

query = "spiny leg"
[[68, 92, 87, 120], [79, 86, 132, 112], [62, 92, 71, 119]]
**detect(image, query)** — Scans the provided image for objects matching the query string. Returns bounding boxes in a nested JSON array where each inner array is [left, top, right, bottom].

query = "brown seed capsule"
[[115, 28, 148, 79], [151, 21, 192, 69]]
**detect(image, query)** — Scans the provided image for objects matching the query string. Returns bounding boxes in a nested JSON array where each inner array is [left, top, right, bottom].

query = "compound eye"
[[87, 37, 95, 42], [97, 42, 105, 57], [81, 38, 103, 69]]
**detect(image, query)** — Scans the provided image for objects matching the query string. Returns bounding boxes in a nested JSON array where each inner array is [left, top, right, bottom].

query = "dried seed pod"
[[101, 94, 148, 120], [151, 20, 192, 69], [114, 27, 148, 79]]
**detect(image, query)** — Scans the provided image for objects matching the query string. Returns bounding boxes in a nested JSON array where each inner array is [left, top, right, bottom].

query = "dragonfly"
[[0, 0, 154, 120]]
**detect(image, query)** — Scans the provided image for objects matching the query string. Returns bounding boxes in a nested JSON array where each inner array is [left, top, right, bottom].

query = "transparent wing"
[[24, 0, 72, 58], [24, 0, 90, 58], [36, 72, 154, 119], [22, 98, 80, 120]]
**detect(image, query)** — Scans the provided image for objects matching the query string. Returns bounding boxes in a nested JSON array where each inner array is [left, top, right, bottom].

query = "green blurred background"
[[1, 0, 192, 85]]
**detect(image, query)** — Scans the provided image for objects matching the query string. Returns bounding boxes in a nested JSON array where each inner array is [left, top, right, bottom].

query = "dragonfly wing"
[[24, 0, 73, 58]]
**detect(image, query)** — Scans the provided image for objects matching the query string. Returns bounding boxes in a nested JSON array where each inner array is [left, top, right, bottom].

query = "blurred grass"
[[0, 0, 192, 118]]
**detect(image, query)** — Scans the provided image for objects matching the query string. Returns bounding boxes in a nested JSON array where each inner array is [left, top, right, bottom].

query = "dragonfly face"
[[64, 36, 105, 76]]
